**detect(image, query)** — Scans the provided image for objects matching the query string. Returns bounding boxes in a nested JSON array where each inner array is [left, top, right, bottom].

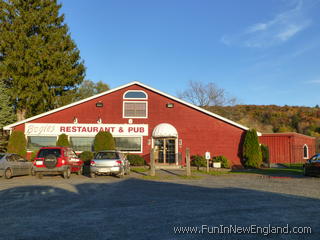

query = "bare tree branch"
[[177, 80, 238, 107]]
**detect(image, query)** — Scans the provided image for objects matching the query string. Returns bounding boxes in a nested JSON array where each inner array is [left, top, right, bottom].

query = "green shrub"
[[30, 151, 38, 161], [79, 151, 94, 165], [7, 130, 27, 157], [56, 133, 70, 147], [243, 129, 262, 168], [191, 155, 206, 170], [127, 154, 146, 166], [94, 131, 115, 151], [213, 155, 230, 168], [261, 144, 269, 165]]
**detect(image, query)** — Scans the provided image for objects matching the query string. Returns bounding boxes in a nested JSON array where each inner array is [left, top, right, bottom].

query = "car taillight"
[[61, 160, 65, 164], [90, 160, 96, 166], [116, 160, 122, 166]]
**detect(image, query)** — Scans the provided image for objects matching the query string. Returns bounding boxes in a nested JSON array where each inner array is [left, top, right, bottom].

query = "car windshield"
[[38, 149, 61, 158], [95, 152, 119, 160]]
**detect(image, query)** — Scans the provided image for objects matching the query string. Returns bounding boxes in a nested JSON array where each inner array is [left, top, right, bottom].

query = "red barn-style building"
[[259, 133, 315, 164], [4, 82, 250, 167]]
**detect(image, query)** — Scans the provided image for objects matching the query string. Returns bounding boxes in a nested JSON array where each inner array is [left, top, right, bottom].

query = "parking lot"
[[0, 171, 319, 240]]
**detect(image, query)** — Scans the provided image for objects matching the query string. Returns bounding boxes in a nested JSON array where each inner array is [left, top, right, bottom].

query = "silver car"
[[90, 150, 130, 178], [0, 153, 33, 179]]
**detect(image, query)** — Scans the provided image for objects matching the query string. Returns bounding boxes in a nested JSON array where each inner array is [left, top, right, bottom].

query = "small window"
[[115, 137, 142, 152], [303, 144, 309, 159], [70, 137, 94, 152], [123, 102, 147, 118], [124, 90, 147, 99]]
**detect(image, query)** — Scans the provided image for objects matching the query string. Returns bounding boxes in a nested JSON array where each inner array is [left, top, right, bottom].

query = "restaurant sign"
[[25, 123, 148, 136]]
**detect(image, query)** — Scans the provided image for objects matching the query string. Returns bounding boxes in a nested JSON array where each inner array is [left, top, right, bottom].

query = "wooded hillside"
[[206, 105, 320, 139]]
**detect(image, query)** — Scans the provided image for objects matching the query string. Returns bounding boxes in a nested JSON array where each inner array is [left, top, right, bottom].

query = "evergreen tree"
[[0, 0, 85, 120], [0, 79, 15, 128], [94, 131, 116, 152], [56, 133, 70, 147], [7, 130, 27, 156], [0, 79, 16, 152], [243, 129, 262, 168]]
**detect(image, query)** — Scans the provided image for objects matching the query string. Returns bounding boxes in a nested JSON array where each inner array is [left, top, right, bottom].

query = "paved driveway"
[[0, 172, 319, 240]]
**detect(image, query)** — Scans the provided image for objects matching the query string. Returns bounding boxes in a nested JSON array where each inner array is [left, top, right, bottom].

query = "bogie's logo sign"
[[25, 123, 148, 136]]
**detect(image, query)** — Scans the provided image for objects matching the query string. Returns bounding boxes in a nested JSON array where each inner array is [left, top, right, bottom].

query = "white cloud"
[[221, 0, 312, 48], [277, 24, 306, 41]]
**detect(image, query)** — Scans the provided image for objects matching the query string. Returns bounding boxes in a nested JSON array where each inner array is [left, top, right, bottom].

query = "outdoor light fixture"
[[97, 117, 102, 124], [96, 102, 103, 107], [166, 103, 174, 108], [73, 117, 78, 124]]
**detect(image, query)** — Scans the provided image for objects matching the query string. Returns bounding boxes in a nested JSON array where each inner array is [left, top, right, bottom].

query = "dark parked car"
[[303, 154, 320, 176], [33, 147, 83, 179], [0, 153, 33, 179]]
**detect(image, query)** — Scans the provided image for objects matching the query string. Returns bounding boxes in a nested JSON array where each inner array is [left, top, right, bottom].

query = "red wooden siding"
[[12, 84, 247, 167], [259, 133, 315, 164]]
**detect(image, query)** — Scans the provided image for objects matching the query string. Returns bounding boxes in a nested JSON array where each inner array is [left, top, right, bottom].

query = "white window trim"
[[114, 135, 143, 154], [123, 90, 148, 100], [123, 101, 148, 119], [303, 144, 309, 159]]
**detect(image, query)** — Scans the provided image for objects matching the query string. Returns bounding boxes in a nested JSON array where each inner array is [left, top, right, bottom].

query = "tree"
[[260, 144, 269, 166], [177, 80, 237, 107], [94, 131, 115, 152], [7, 130, 27, 157], [0, 79, 15, 129], [242, 129, 262, 168], [56, 80, 110, 106], [0, 79, 16, 152], [56, 133, 70, 147], [75, 80, 110, 101], [0, 0, 85, 120]]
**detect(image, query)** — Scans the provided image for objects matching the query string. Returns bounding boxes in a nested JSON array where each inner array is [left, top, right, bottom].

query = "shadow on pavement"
[[0, 178, 318, 240]]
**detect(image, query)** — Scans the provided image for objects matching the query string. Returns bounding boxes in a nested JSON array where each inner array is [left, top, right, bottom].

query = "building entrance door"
[[154, 138, 176, 164]]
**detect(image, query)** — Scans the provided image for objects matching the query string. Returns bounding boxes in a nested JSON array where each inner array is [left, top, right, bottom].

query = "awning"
[[152, 123, 178, 138]]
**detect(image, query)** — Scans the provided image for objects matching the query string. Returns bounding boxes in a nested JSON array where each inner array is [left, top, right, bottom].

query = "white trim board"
[[3, 81, 258, 134]]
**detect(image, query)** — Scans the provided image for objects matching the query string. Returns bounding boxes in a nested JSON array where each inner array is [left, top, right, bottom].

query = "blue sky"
[[59, 0, 320, 106]]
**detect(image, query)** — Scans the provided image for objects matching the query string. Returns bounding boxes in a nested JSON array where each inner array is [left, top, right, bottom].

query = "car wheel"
[[90, 172, 96, 178], [76, 167, 83, 175], [36, 173, 43, 179], [118, 169, 125, 178], [4, 168, 13, 179], [63, 168, 71, 179], [30, 168, 35, 176]]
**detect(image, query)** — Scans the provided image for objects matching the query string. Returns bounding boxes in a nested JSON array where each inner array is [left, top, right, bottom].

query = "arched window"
[[303, 144, 309, 159], [123, 90, 147, 99], [123, 90, 148, 118]]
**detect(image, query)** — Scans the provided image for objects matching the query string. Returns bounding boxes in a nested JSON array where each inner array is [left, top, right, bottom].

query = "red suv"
[[33, 147, 83, 179]]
